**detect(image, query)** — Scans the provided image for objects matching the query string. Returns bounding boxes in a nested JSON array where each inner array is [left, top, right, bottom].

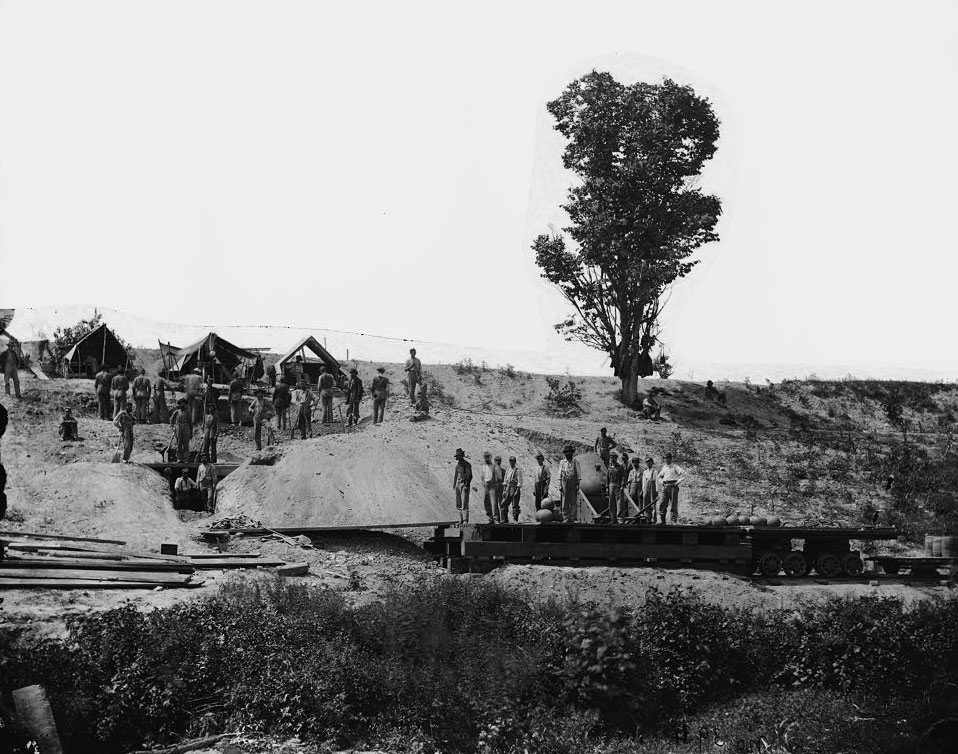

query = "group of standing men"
[[90, 365, 219, 465], [450, 428, 686, 526]]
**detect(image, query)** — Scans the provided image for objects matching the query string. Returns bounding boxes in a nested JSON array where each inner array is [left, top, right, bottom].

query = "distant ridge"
[[5, 304, 954, 384]]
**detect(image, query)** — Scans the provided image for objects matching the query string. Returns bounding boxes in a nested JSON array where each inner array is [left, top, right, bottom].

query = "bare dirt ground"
[[1, 366, 954, 643]]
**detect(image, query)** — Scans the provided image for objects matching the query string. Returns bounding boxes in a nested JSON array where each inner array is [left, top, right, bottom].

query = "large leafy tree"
[[533, 72, 721, 404]]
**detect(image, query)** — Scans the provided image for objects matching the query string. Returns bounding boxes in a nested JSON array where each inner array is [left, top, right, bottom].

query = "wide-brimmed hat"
[[193, 368, 201, 374], [535, 452, 544, 460], [376, 366, 386, 373], [645, 456, 654, 463], [562, 444, 574, 454], [454, 448, 465, 458], [350, 368, 358, 374]]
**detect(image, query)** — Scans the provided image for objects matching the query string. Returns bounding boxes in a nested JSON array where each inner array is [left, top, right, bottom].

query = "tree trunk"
[[619, 354, 639, 407]]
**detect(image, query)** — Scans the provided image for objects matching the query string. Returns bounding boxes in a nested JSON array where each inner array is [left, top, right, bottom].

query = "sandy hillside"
[[1, 362, 956, 641]]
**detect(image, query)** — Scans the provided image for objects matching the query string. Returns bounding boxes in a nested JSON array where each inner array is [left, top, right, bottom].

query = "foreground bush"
[[1, 579, 956, 753]]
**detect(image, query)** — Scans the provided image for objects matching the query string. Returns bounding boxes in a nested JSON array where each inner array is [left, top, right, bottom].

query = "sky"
[[2, 1, 957, 378]]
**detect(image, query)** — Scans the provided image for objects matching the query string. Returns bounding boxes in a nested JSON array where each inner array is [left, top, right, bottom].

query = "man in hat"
[[170, 398, 192, 463], [152, 375, 173, 424], [626, 457, 642, 514], [114, 401, 135, 462], [290, 379, 313, 439], [594, 427, 617, 469], [201, 401, 219, 462], [252, 388, 274, 451], [345, 368, 363, 426], [502, 456, 523, 523], [59, 407, 79, 441], [132, 368, 152, 423], [371, 367, 389, 424], [642, 392, 661, 421], [196, 453, 218, 513], [641, 456, 658, 519], [228, 373, 246, 425], [532, 452, 551, 511], [404, 348, 422, 405], [606, 451, 625, 524], [272, 375, 291, 430], [452, 448, 472, 525], [558, 445, 582, 523], [110, 368, 130, 419], [174, 468, 197, 509], [291, 354, 305, 386], [657, 452, 685, 524], [492, 456, 506, 522], [94, 365, 112, 419], [184, 368, 205, 427], [204, 374, 221, 417], [318, 365, 336, 423], [1, 340, 21, 399], [480, 451, 499, 524]]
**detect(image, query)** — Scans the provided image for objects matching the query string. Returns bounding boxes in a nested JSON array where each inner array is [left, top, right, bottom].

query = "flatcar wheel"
[[782, 551, 809, 577], [841, 553, 864, 577], [756, 551, 783, 577], [814, 553, 842, 578]]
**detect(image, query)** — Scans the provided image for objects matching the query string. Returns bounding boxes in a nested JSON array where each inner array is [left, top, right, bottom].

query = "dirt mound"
[[214, 416, 551, 527], [14, 462, 191, 549]]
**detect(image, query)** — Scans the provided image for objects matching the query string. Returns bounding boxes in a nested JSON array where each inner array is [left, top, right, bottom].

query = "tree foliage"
[[533, 72, 721, 398]]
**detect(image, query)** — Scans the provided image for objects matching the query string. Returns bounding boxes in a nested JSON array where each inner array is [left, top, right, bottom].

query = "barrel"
[[941, 536, 958, 559], [931, 537, 944, 557]]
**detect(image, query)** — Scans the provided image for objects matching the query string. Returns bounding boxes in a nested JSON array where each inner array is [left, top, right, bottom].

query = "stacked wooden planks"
[[0, 531, 289, 589]]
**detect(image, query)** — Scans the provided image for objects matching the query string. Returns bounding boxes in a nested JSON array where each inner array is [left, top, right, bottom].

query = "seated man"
[[173, 469, 198, 509], [704, 379, 727, 405], [59, 408, 79, 440], [642, 393, 661, 420]]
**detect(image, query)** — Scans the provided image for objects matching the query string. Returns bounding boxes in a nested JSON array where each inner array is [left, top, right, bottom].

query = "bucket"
[[941, 536, 958, 559], [931, 537, 943, 557]]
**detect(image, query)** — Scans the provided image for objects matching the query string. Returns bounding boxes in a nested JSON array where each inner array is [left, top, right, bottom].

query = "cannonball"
[[711, 516, 726, 527], [766, 516, 782, 527], [535, 509, 554, 523], [540, 499, 555, 511], [737, 515, 751, 526], [725, 516, 739, 526], [750, 516, 767, 527]]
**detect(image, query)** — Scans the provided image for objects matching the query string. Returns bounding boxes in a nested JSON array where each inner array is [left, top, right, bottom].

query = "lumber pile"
[[0, 530, 293, 589]]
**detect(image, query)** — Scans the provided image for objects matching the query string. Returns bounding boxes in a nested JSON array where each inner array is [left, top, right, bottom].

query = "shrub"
[[3, 581, 956, 753], [498, 363, 517, 379], [453, 358, 480, 376], [421, 371, 453, 406], [545, 376, 583, 415]]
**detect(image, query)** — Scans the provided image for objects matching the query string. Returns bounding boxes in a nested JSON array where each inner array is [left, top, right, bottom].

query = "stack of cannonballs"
[[536, 499, 556, 523]]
